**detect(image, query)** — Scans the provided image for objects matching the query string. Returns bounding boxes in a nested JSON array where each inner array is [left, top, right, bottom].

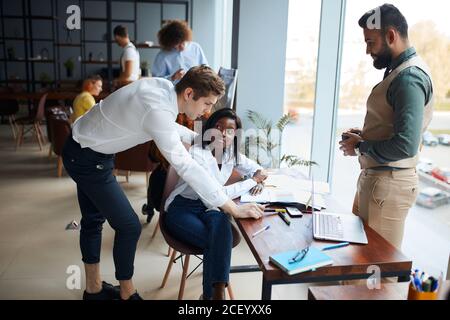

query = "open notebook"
[[240, 174, 327, 209]]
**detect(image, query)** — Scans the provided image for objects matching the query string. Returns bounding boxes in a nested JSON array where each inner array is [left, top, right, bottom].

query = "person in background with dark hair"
[[113, 25, 140, 87], [339, 4, 434, 249], [152, 20, 208, 82], [165, 108, 268, 300], [62, 65, 265, 300], [71, 75, 103, 122]]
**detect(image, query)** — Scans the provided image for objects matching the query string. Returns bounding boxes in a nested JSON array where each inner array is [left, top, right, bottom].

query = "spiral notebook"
[[269, 247, 333, 276]]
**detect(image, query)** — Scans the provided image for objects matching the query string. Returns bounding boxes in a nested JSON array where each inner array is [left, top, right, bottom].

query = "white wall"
[[192, 0, 217, 69], [192, 0, 233, 71], [235, 0, 289, 126]]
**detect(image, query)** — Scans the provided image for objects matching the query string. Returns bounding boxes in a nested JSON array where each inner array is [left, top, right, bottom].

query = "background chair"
[[46, 106, 72, 158], [0, 99, 19, 139], [14, 93, 48, 151], [213, 67, 238, 112], [114, 142, 155, 186], [48, 115, 71, 177], [158, 166, 241, 300], [0, 87, 20, 139]]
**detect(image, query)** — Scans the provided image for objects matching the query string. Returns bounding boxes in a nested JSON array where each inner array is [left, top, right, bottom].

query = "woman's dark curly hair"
[[158, 20, 193, 51], [202, 108, 242, 165]]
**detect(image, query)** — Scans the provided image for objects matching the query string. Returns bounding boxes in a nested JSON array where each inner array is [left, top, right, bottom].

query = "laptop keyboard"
[[318, 214, 344, 238]]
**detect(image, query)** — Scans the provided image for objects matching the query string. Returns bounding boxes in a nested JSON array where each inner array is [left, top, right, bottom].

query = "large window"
[[282, 0, 321, 176], [334, 0, 450, 276]]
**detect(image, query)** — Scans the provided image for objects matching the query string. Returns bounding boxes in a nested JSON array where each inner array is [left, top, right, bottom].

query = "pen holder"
[[407, 283, 438, 300]]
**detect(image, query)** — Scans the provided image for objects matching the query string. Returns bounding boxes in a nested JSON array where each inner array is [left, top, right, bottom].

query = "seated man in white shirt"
[[165, 108, 268, 300], [113, 25, 140, 87], [62, 65, 265, 300]]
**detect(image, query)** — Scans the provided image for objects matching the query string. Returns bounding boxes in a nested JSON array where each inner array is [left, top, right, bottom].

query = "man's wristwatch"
[[355, 141, 362, 156]]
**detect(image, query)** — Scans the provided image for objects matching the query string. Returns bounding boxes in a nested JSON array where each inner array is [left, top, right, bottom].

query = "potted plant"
[[39, 72, 52, 89], [64, 58, 75, 78], [141, 60, 150, 77], [246, 110, 317, 169], [7, 47, 15, 60]]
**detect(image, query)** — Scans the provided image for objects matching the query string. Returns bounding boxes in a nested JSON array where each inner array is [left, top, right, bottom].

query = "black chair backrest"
[[46, 106, 70, 143], [0, 99, 19, 116], [50, 116, 71, 156]]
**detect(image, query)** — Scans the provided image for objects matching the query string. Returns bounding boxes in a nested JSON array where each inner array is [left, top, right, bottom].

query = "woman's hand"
[[233, 203, 265, 219], [250, 183, 264, 196], [252, 169, 268, 184]]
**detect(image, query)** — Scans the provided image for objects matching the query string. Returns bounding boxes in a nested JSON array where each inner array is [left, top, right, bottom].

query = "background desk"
[[235, 196, 412, 300]]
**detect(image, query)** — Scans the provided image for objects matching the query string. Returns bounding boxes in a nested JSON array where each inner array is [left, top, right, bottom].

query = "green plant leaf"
[[280, 155, 317, 168], [276, 114, 294, 132], [246, 110, 272, 136]]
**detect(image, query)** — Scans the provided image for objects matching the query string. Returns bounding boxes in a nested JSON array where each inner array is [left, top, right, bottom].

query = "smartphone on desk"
[[286, 206, 303, 218]]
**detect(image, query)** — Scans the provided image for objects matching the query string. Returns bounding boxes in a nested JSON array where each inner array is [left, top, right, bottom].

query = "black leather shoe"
[[122, 292, 144, 300], [142, 204, 155, 224], [83, 281, 121, 300]]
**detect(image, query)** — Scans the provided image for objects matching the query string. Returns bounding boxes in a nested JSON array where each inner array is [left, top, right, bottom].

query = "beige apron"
[[353, 55, 434, 250]]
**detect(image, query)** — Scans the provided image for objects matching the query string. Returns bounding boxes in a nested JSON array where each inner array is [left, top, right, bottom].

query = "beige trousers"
[[352, 168, 419, 250]]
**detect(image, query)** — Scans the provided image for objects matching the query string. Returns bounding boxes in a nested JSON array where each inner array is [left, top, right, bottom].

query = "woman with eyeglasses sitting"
[[164, 108, 268, 300]]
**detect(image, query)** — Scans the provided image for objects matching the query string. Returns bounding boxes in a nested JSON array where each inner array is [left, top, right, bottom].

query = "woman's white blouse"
[[165, 145, 262, 211]]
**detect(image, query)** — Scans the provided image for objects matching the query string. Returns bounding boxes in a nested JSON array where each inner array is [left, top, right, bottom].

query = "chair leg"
[[57, 156, 63, 177], [145, 171, 150, 188], [151, 216, 160, 239], [36, 123, 46, 144], [8, 116, 16, 139], [16, 125, 24, 150], [48, 143, 53, 159], [227, 284, 235, 300], [12, 114, 18, 128], [40, 125, 47, 144], [178, 254, 190, 300], [167, 246, 172, 258], [126, 171, 129, 183], [34, 123, 43, 151], [161, 249, 177, 289]]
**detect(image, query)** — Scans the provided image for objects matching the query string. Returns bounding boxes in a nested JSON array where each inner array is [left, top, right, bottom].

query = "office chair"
[[114, 142, 156, 187], [214, 67, 238, 112], [15, 93, 48, 151]]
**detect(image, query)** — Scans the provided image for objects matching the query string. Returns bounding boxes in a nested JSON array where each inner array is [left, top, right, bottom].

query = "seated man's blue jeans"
[[62, 135, 142, 281], [166, 195, 233, 299]]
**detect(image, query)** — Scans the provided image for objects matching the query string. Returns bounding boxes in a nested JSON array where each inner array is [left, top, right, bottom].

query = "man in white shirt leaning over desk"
[[62, 65, 265, 300]]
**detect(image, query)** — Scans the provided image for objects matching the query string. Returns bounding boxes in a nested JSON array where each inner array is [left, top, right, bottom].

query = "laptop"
[[310, 176, 368, 245]]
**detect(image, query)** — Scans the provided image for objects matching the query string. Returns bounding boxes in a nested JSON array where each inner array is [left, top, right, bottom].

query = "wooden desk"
[[234, 196, 412, 300], [308, 281, 450, 300]]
